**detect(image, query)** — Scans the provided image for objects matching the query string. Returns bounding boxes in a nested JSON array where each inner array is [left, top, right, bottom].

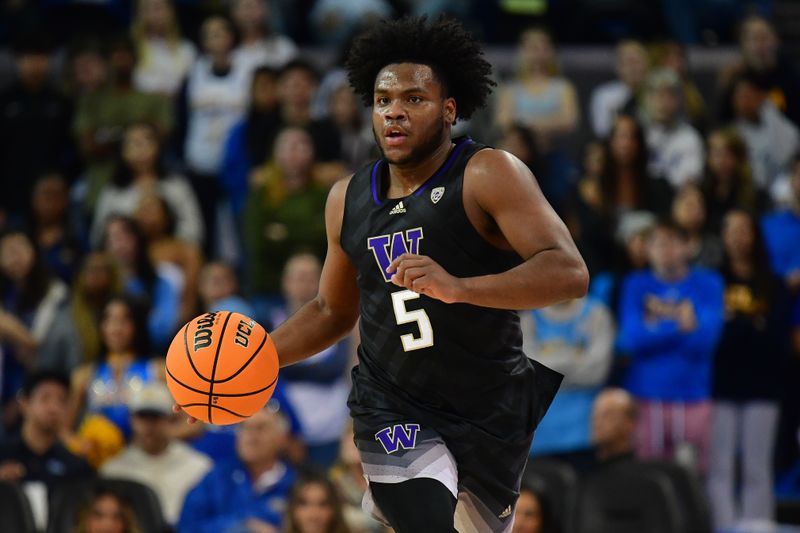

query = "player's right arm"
[[271, 177, 361, 368]]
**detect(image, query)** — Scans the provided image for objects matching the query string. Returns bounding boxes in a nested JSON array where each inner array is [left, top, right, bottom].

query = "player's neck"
[[387, 138, 454, 194]]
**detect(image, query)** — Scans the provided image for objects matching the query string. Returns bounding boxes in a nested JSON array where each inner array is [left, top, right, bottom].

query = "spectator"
[[617, 220, 724, 473], [671, 183, 723, 268], [0, 230, 81, 401], [284, 473, 352, 533], [30, 172, 84, 284], [564, 140, 615, 275], [275, 59, 343, 165], [729, 71, 799, 196], [0, 33, 73, 227], [73, 35, 173, 210], [0, 371, 94, 492], [700, 128, 766, 233], [102, 216, 182, 350], [63, 39, 108, 101], [650, 40, 708, 133], [135, 194, 203, 324], [598, 115, 673, 234], [67, 296, 164, 442], [91, 121, 204, 248], [591, 388, 638, 464], [587, 211, 656, 312], [590, 40, 649, 138], [178, 406, 296, 533], [309, 0, 392, 46], [272, 253, 353, 468], [230, 0, 298, 74], [329, 422, 384, 533], [101, 382, 211, 526], [179, 14, 250, 256], [495, 28, 578, 210], [640, 68, 704, 189], [522, 296, 614, 458], [512, 483, 561, 533], [131, 0, 196, 96], [198, 260, 255, 317], [328, 82, 373, 175], [708, 210, 791, 530], [73, 484, 142, 533], [762, 156, 800, 292], [719, 15, 800, 126], [70, 252, 122, 364], [496, 124, 556, 211], [222, 66, 282, 217], [496, 28, 579, 139], [243, 127, 328, 295]]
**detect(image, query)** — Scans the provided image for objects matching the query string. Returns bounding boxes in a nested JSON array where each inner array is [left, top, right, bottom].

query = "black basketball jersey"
[[341, 137, 558, 437]]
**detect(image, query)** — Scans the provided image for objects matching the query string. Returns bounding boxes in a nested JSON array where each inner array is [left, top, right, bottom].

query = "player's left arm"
[[389, 149, 588, 309]]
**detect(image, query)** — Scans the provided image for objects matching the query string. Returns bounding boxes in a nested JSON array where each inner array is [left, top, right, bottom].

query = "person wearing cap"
[[641, 68, 705, 190], [100, 382, 211, 526]]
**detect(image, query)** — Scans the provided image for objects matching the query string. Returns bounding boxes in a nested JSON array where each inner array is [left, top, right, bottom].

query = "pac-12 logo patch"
[[375, 423, 420, 454], [431, 186, 445, 204]]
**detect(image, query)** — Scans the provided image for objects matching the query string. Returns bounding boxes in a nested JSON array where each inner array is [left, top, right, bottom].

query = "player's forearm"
[[271, 297, 359, 368], [455, 248, 588, 310]]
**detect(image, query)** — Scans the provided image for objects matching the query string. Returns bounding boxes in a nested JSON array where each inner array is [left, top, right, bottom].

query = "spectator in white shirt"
[[230, 0, 298, 75], [641, 68, 705, 188], [101, 382, 211, 526], [131, 0, 196, 96], [590, 40, 649, 138], [730, 70, 800, 196]]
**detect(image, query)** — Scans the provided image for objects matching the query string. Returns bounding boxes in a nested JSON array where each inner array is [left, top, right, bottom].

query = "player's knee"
[[371, 478, 457, 532]]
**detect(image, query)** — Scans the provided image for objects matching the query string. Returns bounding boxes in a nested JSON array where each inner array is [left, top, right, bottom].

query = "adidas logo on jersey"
[[389, 201, 407, 215], [499, 505, 512, 519]]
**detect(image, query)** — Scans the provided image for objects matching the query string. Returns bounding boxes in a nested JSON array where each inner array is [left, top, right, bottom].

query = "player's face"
[[372, 63, 455, 166]]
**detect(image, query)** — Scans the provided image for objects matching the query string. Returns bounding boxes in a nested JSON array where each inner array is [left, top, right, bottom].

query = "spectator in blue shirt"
[[618, 220, 724, 474], [178, 406, 296, 533], [523, 296, 614, 459], [762, 156, 800, 292]]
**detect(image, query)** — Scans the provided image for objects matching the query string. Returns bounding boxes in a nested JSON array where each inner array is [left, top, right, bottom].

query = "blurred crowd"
[[0, 1, 799, 533]]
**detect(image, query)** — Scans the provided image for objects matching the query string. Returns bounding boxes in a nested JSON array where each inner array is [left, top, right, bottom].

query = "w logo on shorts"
[[375, 423, 420, 454]]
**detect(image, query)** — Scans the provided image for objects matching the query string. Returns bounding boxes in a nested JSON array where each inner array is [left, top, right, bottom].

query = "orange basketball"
[[165, 311, 279, 425]]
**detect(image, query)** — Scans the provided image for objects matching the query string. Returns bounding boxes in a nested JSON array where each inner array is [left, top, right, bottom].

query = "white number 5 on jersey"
[[391, 290, 434, 351]]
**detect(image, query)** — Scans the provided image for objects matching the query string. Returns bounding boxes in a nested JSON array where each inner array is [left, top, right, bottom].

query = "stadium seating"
[[569, 460, 685, 533], [523, 457, 578, 523], [644, 459, 713, 533], [0, 481, 37, 533], [47, 478, 167, 533]]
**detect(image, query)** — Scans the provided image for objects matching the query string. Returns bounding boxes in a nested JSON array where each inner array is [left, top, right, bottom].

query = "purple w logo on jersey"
[[367, 227, 424, 282], [374, 423, 421, 454]]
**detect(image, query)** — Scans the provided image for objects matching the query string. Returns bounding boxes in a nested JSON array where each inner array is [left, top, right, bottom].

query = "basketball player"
[[183, 15, 588, 532]]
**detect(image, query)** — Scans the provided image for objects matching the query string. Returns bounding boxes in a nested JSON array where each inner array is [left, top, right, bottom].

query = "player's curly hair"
[[345, 15, 495, 121]]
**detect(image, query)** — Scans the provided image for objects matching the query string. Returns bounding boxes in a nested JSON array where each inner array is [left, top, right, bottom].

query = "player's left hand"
[[388, 253, 463, 303]]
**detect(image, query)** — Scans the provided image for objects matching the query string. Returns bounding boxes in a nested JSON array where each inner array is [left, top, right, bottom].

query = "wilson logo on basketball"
[[193, 312, 218, 351]]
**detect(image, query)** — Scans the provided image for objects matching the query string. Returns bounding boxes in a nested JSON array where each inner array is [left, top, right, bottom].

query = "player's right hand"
[[172, 404, 199, 424]]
